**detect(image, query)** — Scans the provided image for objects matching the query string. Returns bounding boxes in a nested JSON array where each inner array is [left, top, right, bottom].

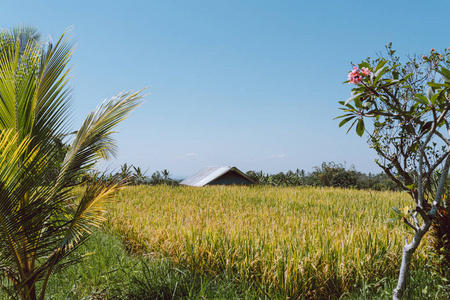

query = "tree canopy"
[[337, 44, 450, 299]]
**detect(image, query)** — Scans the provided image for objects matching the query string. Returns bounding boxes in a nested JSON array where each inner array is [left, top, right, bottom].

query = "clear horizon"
[[2, 0, 450, 178]]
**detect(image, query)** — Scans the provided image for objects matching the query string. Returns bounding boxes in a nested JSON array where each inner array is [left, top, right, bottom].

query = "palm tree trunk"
[[25, 283, 37, 300]]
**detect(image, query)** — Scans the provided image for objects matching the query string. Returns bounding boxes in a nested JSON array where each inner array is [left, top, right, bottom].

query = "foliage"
[[6, 229, 444, 300], [41, 136, 70, 186], [337, 44, 450, 298], [246, 162, 398, 190], [37, 231, 255, 300], [118, 257, 256, 299], [103, 185, 433, 299], [429, 195, 450, 281], [0, 26, 143, 300], [110, 164, 179, 186], [147, 169, 179, 186]]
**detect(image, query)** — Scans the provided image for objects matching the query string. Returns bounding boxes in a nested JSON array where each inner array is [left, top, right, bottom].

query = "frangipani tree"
[[0, 26, 143, 300], [337, 44, 450, 299]]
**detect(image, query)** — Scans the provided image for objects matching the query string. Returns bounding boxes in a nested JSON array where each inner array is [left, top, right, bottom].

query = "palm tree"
[[132, 166, 149, 185], [0, 26, 144, 300]]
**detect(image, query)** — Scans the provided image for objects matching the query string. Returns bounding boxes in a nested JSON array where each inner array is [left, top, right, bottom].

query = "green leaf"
[[428, 82, 446, 89], [426, 87, 434, 102], [362, 100, 373, 109], [359, 62, 370, 69], [392, 207, 402, 215], [346, 119, 358, 134], [409, 142, 418, 153], [342, 101, 356, 110], [339, 116, 355, 127], [393, 71, 399, 80], [334, 113, 353, 120], [375, 59, 388, 72], [380, 80, 400, 88], [373, 66, 388, 85], [431, 93, 439, 106], [414, 94, 429, 105], [356, 119, 365, 137], [401, 123, 414, 135], [437, 67, 450, 82], [420, 121, 433, 133], [384, 217, 400, 224], [345, 92, 363, 105], [403, 73, 413, 81]]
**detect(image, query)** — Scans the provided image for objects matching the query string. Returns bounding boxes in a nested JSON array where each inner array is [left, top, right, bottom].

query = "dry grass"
[[104, 185, 427, 298]]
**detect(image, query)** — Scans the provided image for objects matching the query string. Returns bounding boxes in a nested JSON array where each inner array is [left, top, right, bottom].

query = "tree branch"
[[375, 160, 409, 191], [417, 144, 425, 208], [403, 216, 418, 233], [424, 150, 450, 182], [435, 130, 450, 147], [412, 212, 420, 228], [430, 153, 450, 216]]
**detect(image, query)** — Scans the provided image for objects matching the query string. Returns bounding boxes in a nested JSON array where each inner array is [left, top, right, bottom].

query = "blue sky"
[[1, 0, 450, 178]]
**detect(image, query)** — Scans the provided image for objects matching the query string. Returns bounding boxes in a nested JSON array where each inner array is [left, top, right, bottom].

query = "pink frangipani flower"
[[361, 67, 371, 76], [348, 68, 362, 84], [348, 67, 370, 84]]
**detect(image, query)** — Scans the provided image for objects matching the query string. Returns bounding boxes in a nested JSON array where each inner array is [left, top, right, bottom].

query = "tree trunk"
[[392, 221, 431, 300], [22, 282, 37, 300]]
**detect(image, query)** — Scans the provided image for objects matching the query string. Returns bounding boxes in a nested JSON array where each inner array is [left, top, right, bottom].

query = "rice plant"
[[104, 185, 431, 299]]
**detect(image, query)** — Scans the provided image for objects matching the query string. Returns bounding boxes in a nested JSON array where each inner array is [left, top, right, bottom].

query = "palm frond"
[[0, 130, 41, 280], [57, 90, 144, 188], [62, 176, 123, 249], [33, 29, 74, 145], [0, 26, 145, 300], [10, 25, 41, 55], [0, 36, 19, 131]]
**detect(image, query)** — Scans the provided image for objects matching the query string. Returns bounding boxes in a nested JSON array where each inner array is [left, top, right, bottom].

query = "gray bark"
[[392, 154, 450, 299], [392, 221, 431, 300]]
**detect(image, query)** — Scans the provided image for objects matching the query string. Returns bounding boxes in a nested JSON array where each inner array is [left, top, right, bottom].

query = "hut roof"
[[180, 166, 255, 187]]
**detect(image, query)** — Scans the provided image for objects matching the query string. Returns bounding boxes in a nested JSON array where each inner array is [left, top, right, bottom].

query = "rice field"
[[104, 185, 429, 299]]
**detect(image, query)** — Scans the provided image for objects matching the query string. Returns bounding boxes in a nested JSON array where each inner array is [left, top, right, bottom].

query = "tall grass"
[[32, 231, 256, 299], [104, 185, 429, 299]]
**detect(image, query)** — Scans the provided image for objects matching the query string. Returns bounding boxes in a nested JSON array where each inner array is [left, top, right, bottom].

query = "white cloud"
[[270, 154, 286, 158], [175, 152, 199, 159]]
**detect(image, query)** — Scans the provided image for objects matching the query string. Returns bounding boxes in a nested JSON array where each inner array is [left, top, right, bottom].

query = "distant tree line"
[[44, 131, 397, 192], [42, 139, 180, 186], [91, 164, 180, 186], [47, 142, 397, 191], [246, 162, 399, 191]]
